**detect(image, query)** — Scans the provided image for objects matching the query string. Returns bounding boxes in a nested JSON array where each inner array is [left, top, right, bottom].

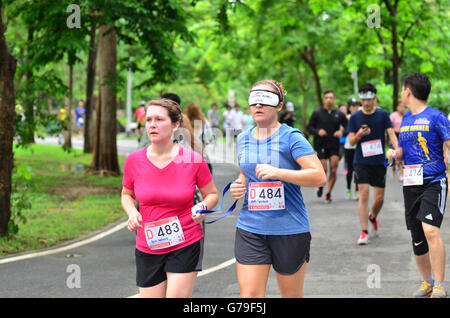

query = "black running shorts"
[[234, 227, 310, 275], [135, 239, 203, 288], [403, 178, 447, 230], [354, 164, 387, 188], [316, 145, 340, 160]]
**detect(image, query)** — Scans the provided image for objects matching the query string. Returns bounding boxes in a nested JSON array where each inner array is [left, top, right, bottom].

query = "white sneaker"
[[357, 231, 369, 245]]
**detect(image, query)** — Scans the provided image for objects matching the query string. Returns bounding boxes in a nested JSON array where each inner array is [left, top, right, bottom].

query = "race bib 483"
[[144, 216, 185, 250]]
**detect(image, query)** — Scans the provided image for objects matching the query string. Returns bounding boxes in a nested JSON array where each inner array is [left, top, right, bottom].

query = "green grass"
[[0, 144, 126, 257]]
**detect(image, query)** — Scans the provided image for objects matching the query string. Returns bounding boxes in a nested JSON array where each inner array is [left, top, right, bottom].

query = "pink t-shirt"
[[390, 111, 403, 133], [122, 145, 212, 255]]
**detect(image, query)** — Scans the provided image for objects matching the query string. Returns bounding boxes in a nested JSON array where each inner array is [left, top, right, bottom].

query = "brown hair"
[[184, 102, 206, 124], [146, 98, 183, 126], [250, 79, 286, 102]]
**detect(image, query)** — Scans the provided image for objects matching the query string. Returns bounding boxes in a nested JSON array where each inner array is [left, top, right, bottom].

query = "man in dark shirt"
[[348, 83, 397, 245], [307, 90, 348, 203]]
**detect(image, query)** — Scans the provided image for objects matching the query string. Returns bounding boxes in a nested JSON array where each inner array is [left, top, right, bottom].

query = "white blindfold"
[[248, 90, 280, 107]]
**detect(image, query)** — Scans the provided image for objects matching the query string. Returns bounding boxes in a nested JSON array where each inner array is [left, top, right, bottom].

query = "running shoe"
[[316, 186, 323, 198], [413, 281, 433, 298], [368, 212, 378, 236], [430, 284, 447, 298], [325, 193, 332, 203], [353, 191, 359, 201], [357, 231, 369, 245], [346, 190, 352, 200]]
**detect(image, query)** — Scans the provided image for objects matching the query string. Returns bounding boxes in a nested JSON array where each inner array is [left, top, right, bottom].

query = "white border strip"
[[0, 221, 128, 265]]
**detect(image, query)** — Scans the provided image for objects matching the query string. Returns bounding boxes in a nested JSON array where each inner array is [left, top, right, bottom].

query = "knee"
[[410, 226, 429, 256], [240, 290, 266, 298], [358, 189, 369, 202], [423, 225, 440, 242], [329, 166, 338, 176]]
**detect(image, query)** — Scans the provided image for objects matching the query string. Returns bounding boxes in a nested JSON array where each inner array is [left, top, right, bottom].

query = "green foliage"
[[3, 0, 449, 129], [9, 165, 35, 235]]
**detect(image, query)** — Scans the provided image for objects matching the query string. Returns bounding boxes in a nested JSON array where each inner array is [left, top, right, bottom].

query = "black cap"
[[347, 98, 360, 106]]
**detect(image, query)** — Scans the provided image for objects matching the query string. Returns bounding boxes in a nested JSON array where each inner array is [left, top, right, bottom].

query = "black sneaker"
[[317, 187, 323, 198], [325, 193, 332, 203]]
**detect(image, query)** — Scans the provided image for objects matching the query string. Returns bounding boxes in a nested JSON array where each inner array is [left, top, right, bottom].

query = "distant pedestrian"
[[121, 98, 219, 298], [229, 103, 244, 140], [338, 103, 349, 160], [344, 99, 360, 200], [134, 100, 147, 142], [390, 100, 406, 181], [185, 102, 213, 147], [307, 90, 348, 203], [242, 107, 254, 132], [74, 100, 85, 135], [230, 79, 326, 298], [207, 103, 220, 130], [223, 104, 233, 147], [279, 101, 297, 127]]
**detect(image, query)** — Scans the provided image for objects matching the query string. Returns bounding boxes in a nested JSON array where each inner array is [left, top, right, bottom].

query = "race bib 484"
[[248, 181, 285, 211]]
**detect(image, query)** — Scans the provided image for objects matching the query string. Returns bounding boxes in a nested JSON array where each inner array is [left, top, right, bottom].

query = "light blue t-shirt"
[[236, 124, 316, 235]]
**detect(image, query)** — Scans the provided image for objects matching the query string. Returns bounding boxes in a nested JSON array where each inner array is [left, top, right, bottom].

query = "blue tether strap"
[[384, 158, 396, 167], [196, 181, 238, 224]]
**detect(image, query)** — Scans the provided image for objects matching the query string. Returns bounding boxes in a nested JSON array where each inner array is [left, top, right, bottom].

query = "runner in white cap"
[[347, 83, 398, 245]]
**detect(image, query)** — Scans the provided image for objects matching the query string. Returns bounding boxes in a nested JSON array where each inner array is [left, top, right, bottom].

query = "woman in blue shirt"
[[230, 79, 326, 298]]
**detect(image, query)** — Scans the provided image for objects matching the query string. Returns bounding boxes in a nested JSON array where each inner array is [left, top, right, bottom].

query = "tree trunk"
[[83, 15, 98, 153], [0, 5, 17, 235], [297, 72, 312, 137], [384, 0, 400, 112], [23, 27, 35, 144], [91, 25, 120, 176], [63, 64, 73, 149], [300, 46, 322, 107], [391, 22, 400, 112]]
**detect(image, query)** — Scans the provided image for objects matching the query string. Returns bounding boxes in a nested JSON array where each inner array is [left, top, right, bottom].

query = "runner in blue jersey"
[[387, 73, 450, 298], [229, 79, 326, 298]]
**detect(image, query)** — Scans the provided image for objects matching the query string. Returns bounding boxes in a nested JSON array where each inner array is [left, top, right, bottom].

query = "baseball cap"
[[347, 98, 360, 106]]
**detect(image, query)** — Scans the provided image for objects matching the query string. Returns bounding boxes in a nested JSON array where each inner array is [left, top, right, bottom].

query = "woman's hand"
[[127, 210, 143, 232], [230, 178, 247, 200], [255, 164, 280, 180], [191, 203, 206, 223]]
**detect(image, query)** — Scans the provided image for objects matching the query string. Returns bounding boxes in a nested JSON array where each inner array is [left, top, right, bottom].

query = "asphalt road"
[[1, 137, 449, 298]]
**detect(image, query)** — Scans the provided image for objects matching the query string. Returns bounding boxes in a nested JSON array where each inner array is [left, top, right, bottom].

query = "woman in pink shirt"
[[390, 101, 406, 135], [121, 98, 219, 298], [390, 101, 406, 180]]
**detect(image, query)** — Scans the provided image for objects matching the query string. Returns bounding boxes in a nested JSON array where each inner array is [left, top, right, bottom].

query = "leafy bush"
[[9, 165, 35, 235]]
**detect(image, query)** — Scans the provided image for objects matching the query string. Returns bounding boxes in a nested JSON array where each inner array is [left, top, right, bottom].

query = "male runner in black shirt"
[[307, 90, 348, 202]]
